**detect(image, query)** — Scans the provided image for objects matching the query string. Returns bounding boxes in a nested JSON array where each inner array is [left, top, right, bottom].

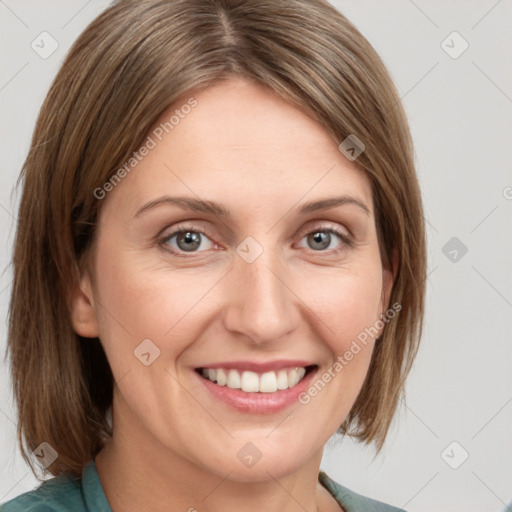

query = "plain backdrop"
[[1, 1, 511, 511]]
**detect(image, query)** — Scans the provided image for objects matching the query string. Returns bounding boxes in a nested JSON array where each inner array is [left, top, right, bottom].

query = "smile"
[[196, 365, 316, 393], [193, 360, 319, 413]]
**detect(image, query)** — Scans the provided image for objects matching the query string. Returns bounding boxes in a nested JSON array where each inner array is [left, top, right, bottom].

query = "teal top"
[[1, 461, 406, 512]]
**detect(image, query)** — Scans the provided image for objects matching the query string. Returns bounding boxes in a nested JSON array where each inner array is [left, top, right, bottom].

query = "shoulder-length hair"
[[7, 0, 426, 477]]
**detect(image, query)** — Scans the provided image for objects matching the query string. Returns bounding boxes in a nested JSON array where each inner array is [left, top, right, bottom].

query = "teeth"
[[241, 371, 259, 392], [216, 368, 227, 386], [227, 369, 241, 389], [288, 367, 306, 387], [260, 371, 278, 393], [288, 368, 299, 387], [276, 370, 289, 390], [200, 366, 310, 393]]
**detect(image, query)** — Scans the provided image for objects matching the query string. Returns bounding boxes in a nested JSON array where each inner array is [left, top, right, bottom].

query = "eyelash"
[[158, 224, 354, 258]]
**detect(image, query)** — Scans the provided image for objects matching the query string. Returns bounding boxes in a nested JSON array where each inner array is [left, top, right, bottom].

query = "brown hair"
[[7, 0, 426, 477]]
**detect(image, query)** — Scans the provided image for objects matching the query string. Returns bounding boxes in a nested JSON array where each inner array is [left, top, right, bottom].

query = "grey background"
[[1, 1, 511, 511]]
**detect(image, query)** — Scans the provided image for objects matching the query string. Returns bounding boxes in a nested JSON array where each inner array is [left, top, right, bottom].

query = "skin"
[[71, 76, 396, 512]]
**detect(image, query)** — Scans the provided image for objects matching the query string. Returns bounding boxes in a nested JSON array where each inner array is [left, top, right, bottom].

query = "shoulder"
[[1, 466, 89, 512], [319, 470, 408, 512]]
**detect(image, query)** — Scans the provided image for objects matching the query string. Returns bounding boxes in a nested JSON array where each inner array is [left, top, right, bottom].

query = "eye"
[[160, 226, 216, 256], [297, 226, 353, 254], [158, 224, 353, 258]]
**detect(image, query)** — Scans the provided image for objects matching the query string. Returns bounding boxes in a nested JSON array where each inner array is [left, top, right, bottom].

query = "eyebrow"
[[134, 195, 370, 218]]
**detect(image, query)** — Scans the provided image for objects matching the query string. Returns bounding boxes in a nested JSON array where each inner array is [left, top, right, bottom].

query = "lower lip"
[[194, 367, 318, 414]]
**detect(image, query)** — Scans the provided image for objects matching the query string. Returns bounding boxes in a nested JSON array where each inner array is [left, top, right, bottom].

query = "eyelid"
[[296, 220, 351, 239], [158, 224, 211, 240]]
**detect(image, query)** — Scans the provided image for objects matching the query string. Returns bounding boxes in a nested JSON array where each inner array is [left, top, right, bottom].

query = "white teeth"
[[276, 370, 289, 390], [241, 371, 260, 392], [216, 368, 227, 386], [260, 371, 278, 393], [288, 367, 306, 387], [288, 368, 300, 387], [227, 369, 241, 389], [200, 366, 310, 393]]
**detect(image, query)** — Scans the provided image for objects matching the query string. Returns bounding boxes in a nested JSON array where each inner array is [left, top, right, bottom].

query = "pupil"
[[309, 231, 329, 250], [178, 231, 201, 251]]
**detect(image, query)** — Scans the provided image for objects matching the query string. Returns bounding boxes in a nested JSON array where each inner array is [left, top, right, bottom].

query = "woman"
[[2, 0, 426, 511]]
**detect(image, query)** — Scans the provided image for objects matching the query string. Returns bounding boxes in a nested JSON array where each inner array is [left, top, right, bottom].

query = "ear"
[[379, 247, 399, 318], [70, 271, 99, 338]]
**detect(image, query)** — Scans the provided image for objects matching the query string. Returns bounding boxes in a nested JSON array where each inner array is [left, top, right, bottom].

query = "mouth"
[[194, 364, 318, 393]]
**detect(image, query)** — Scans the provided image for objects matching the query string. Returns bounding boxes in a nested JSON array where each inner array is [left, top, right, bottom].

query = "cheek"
[[92, 252, 189, 373], [299, 263, 383, 347], [91, 241, 226, 370], [293, 260, 384, 401]]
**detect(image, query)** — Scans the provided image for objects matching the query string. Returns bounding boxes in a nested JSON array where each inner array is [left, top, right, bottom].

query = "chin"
[[199, 438, 319, 483]]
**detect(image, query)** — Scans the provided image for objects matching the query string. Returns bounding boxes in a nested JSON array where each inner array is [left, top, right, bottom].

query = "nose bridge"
[[223, 239, 297, 344]]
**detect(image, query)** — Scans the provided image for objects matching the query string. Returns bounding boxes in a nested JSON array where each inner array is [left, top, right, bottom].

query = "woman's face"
[[74, 76, 394, 481]]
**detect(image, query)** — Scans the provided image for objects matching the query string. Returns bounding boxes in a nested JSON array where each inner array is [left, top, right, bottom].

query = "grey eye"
[[307, 231, 333, 250], [176, 231, 202, 252], [164, 230, 214, 253]]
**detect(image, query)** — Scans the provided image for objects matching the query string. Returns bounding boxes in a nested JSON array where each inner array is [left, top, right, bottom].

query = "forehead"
[[102, 77, 373, 218]]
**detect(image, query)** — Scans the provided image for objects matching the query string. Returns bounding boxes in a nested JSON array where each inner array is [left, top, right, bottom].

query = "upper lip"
[[195, 360, 317, 373]]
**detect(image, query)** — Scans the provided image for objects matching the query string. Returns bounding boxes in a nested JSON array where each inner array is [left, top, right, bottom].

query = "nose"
[[222, 247, 300, 346]]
